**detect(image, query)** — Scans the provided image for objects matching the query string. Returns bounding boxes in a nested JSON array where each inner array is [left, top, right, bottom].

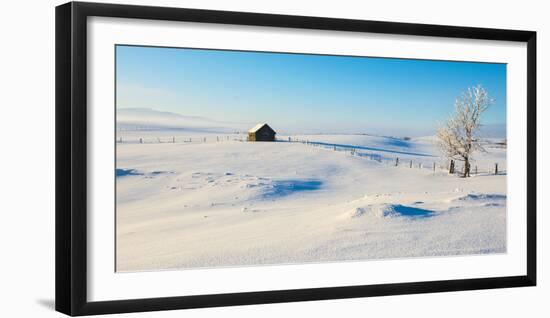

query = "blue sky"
[[116, 45, 506, 136]]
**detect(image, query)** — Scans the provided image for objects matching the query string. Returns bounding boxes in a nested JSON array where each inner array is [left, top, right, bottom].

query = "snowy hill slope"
[[116, 138, 507, 271], [114, 109, 507, 271]]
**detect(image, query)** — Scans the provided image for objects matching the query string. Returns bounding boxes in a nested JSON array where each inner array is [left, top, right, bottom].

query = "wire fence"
[[287, 137, 505, 176], [116, 134, 247, 144], [116, 134, 505, 176]]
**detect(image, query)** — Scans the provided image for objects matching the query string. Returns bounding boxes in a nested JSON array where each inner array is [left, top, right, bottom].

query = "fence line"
[[117, 135, 248, 145], [117, 135, 504, 176], [287, 137, 504, 176]]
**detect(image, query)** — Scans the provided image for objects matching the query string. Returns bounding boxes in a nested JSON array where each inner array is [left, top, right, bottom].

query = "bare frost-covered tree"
[[437, 85, 494, 177]]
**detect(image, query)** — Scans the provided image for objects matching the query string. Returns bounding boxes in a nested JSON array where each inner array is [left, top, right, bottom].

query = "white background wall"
[[0, 0, 547, 317]]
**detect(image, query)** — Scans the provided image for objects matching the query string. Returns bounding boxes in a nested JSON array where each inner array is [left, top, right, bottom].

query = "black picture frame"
[[55, 1, 537, 316]]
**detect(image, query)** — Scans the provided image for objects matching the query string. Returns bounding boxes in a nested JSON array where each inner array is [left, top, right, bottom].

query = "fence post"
[[449, 159, 455, 174], [410, 160, 412, 168], [139, 138, 143, 144], [495, 163, 498, 175], [475, 165, 478, 175], [395, 157, 399, 166], [433, 162, 436, 172], [172, 136, 175, 143]]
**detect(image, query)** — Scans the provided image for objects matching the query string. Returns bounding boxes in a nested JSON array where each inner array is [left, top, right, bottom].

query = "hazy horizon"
[[116, 107, 506, 138]]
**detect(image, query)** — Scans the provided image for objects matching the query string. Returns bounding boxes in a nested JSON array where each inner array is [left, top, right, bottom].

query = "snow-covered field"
[[115, 115, 507, 271]]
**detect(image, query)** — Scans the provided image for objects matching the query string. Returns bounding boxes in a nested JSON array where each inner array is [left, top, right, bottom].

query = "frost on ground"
[[115, 130, 506, 272]]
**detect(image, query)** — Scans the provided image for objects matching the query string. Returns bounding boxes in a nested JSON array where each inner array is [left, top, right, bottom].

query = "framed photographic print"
[[55, 1, 536, 316]]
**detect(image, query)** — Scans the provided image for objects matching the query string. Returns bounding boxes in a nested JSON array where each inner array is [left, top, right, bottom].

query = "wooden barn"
[[248, 123, 276, 142]]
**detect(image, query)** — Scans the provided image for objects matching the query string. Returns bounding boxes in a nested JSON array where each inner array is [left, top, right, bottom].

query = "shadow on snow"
[[116, 168, 143, 177], [263, 179, 323, 199], [383, 137, 413, 149], [389, 204, 435, 218], [291, 140, 434, 157]]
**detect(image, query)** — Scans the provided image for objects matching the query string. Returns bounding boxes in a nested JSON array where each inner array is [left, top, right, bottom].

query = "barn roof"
[[248, 123, 272, 133]]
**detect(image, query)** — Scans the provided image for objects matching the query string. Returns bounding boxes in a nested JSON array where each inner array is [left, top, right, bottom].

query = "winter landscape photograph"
[[115, 45, 507, 272]]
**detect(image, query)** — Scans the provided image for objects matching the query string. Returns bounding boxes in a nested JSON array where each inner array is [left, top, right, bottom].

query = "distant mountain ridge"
[[117, 108, 250, 133]]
